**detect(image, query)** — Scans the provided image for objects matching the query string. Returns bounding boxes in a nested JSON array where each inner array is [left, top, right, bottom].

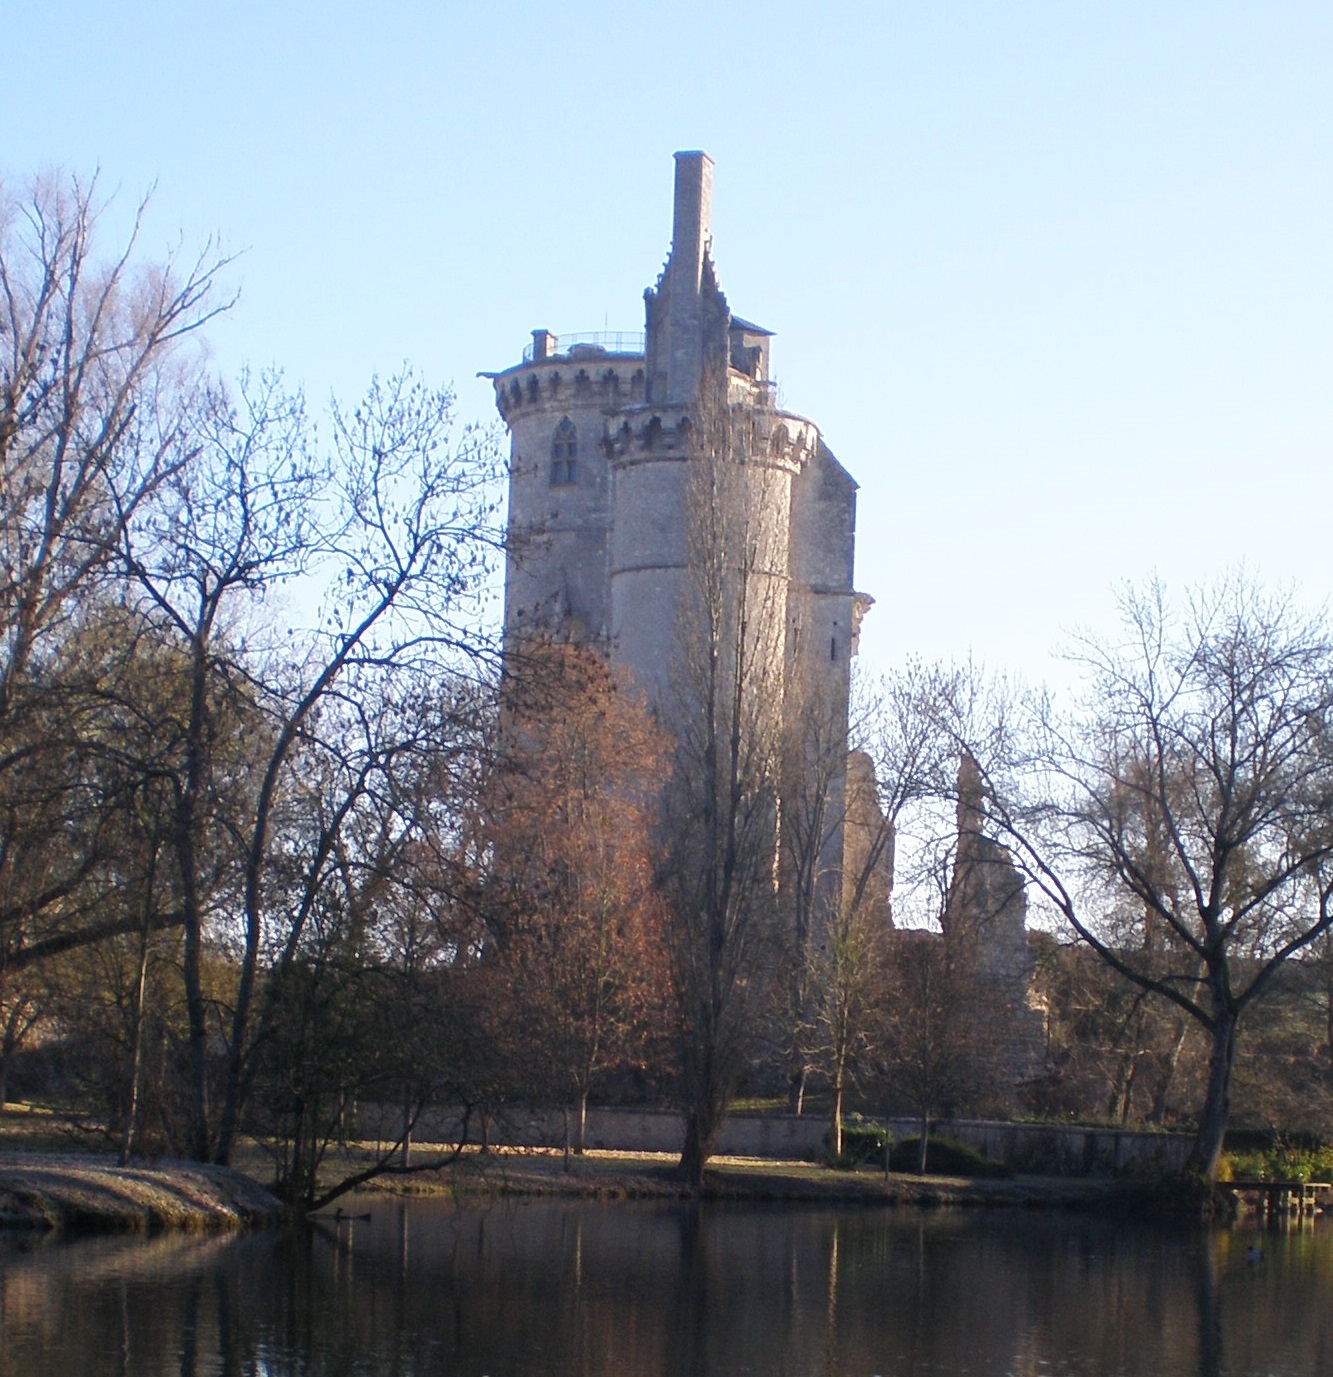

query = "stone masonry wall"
[[357, 1102, 1193, 1178]]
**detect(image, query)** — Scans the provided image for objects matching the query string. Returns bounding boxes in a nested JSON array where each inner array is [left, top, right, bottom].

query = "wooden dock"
[[1226, 1179, 1330, 1224]]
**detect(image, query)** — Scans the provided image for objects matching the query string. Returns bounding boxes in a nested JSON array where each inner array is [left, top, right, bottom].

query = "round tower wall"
[[495, 357, 646, 645], [607, 412, 803, 709]]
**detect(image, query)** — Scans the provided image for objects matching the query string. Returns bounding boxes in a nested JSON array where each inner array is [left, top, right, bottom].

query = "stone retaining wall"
[[367, 1104, 1193, 1178]]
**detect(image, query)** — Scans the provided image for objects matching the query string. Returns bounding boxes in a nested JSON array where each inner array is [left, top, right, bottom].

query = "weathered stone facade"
[[487, 152, 864, 906], [488, 152, 860, 729], [945, 755, 1048, 1095], [487, 152, 1043, 1099]]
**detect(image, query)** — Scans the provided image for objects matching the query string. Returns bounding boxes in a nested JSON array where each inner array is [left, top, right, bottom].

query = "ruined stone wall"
[[945, 755, 1048, 1097], [841, 749, 894, 924]]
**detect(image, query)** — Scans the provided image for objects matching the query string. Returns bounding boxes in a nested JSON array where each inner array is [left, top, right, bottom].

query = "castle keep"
[[486, 150, 869, 934], [487, 151, 866, 725], [486, 150, 1046, 1098]]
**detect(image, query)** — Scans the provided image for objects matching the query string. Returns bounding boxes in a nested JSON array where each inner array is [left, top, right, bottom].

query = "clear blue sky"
[[6, 2, 1332, 682]]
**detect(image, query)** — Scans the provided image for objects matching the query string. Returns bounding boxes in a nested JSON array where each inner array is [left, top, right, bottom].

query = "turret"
[[483, 338, 646, 647], [486, 152, 861, 725]]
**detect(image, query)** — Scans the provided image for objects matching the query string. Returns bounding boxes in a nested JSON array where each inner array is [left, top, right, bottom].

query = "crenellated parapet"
[[489, 356, 648, 421], [601, 405, 691, 464], [746, 411, 820, 474], [598, 404, 820, 475]]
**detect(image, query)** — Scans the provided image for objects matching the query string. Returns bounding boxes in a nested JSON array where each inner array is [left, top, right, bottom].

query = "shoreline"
[[0, 1144, 1249, 1233], [0, 1153, 283, 1233]]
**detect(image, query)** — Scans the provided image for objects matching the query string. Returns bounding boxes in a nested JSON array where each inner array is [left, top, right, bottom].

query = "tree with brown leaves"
[[484, 644, 674, 1155]]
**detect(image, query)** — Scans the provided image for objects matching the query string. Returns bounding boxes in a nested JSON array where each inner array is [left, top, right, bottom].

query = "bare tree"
[[788, 663, 959, 1155], [775, 685, 866, 1116], [119, 369, 503, 1162], [0, 173, 230, 979], [0, 172, 229, 712], [1036, 940, 1196, 1126], [805, 848, 892, 1158], [963, 579, 1333, 1183], [0, 602, 227, 1139], [241, 677, 491, 1209], [659, 383, 789, 1187], [878, 927, 987, 1173]]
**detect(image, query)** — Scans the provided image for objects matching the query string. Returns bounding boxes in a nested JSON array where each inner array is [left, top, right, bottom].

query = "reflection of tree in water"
[[3, 1205, 1333, 1374], [1195, 1234, 1224, 1377], [175, 1276, 198, 1377], [0, 1232, 265, 1376], [674, 1205, 709, 1377]]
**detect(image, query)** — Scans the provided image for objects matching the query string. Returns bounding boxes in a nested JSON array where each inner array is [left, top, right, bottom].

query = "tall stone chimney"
[[647, 150, 717, 405], [670, 151, 712, 299]]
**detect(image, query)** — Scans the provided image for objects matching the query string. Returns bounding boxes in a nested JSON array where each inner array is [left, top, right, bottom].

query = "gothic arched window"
[[550, 418, 577, 485]]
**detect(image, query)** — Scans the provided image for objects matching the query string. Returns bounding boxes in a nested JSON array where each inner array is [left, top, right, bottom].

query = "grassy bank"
[[330, 1144, 1154, 1214], [0, 1105, 1174, 1229], [0, 1153, 283, 1232]]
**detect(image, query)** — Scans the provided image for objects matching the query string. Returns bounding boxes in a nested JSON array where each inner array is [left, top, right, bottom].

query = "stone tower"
[[487, 155, 1046, 1105], [486, 151, 868, 903], [944, 754, 1048, 1094]]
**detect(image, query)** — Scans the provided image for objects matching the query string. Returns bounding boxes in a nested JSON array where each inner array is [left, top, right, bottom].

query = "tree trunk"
[[119, 919, 152, 1166], [0, 999, 31, 1111], [677, 1026, 728, 1188], [1108, 1046, 1137, 1124], [1325, 952, 1333, 1058], [917, 1115, 930, 1174], [829, 1077, 844, 1159], [575, 1089, 588, 1156], [1149, 1018, 1190, 1126], [1121, 1055, 1145, 1126], [787, 1064, 806, 1116], [1326, 970, 1333, 1062], [1185, 1010, 1238, 1183], [679, 1104, 723, 1190], [173, 634, 216, 1163]]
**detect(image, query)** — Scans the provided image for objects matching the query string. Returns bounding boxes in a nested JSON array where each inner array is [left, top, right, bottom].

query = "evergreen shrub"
[[888, 1136, 1013, 1178]]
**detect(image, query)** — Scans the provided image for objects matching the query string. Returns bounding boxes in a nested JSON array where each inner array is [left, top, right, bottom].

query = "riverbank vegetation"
[[0, 1149, 280, 1232], [4, 171, 1333, 1214]]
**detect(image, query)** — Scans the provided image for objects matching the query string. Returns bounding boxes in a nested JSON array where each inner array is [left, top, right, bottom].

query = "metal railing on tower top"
[[522, 331, 646, 363]]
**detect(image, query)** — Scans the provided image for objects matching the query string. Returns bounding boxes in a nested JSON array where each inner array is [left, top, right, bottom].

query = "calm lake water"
[[1, 1196, 1330, 1376]]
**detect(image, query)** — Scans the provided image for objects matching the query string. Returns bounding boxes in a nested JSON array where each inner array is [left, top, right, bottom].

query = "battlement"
[[490, 359, 649, 419]]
